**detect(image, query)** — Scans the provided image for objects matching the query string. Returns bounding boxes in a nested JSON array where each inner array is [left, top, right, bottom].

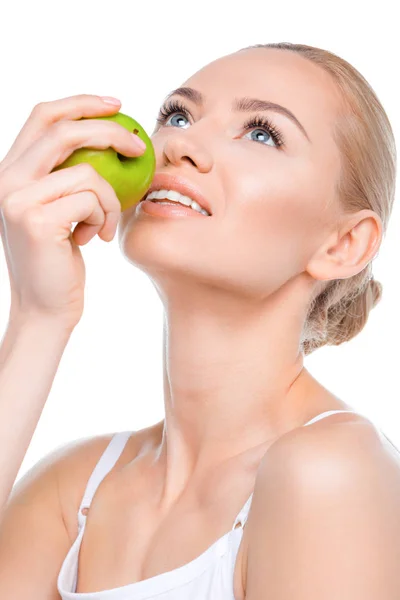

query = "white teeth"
[[165, 190, 191, 206], [146, 189, 211, 216], [191, 200, 203, 212]]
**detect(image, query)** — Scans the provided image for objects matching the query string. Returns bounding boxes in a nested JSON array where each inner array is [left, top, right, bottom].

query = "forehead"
[[183, 48, 344, 139]]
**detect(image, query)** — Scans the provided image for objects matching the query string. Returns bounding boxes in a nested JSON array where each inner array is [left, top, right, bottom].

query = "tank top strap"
[[77, 430, 132, 531], [302, 409, 357, 427], [230, 410, 358, 532], [231, 492, 254, 531]]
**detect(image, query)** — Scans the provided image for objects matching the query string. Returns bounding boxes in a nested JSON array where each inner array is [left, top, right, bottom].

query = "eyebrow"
[[163, 86, 311, 143]]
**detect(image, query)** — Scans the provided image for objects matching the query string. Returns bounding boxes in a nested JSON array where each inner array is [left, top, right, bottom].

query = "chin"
[[119, 217, 188, 275], [117, 210, 232, 294]]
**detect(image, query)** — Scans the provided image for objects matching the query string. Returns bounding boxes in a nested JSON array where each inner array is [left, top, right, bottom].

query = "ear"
[[306, 209, 383, 282]]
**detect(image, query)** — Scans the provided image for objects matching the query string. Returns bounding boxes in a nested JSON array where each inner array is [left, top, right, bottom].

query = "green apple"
[[51, 112, 156, 212]]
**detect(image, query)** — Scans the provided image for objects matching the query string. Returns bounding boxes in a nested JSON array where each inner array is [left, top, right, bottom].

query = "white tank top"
[[57, 409, 358, 599]]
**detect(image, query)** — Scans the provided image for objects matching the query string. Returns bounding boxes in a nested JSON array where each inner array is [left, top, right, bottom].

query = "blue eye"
[[165, 112, 190, 129], [243, 126, 276, 147], [241, 115, 284, 148], [155, 99, 285, 148]]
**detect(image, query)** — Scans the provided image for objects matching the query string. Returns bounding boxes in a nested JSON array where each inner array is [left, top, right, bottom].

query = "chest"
[[74, 477, 248, 599]]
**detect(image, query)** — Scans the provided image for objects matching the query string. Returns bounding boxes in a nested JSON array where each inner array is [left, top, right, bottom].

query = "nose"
[[160, 133, 213, 173]]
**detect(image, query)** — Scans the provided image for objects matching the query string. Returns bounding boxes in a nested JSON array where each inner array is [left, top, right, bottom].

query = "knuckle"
[[80, 93, 97, 102], [2, 193, 21, 221], [50, 119, 69, 138], [78, 165, 119, 211], [31, 101, 48, 118], [77, 162, 97, 179], [84, 189, 97, 206], [70, 94, 88, 101], [87, 189, 99, 205]]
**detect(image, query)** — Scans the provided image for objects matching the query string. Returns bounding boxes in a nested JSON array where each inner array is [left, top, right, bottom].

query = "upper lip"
[[142, 173, 213, 216]]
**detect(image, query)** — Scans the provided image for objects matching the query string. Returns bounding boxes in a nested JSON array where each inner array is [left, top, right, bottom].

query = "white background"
[[0, 0, 398, 483]]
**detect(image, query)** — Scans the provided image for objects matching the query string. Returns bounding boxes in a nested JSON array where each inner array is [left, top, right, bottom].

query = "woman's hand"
[[0, 94, 145, 330]]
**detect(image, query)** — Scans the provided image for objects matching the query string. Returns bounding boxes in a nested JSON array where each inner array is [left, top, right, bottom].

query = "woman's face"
[[119, 48, 345, 299]]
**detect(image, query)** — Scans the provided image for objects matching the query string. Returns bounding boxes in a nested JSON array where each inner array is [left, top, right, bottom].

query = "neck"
[[149, 277, 315, 506]]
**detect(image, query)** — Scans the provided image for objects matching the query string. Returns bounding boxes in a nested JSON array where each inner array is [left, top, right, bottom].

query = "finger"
[[40, 190, 105, 245], [0, 94, 122, 171], [7, 117, 145, 183], [2, 163, 121, 241]]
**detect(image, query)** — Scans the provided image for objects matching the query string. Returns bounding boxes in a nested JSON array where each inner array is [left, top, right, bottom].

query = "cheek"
[[223, 156, 331, 277]]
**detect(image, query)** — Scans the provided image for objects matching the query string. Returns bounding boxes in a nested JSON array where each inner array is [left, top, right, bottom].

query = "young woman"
[[0, 42, 398, 599]]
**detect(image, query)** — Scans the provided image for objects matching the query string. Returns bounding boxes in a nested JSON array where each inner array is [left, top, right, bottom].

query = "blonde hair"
[[239, 42, 397, 356]]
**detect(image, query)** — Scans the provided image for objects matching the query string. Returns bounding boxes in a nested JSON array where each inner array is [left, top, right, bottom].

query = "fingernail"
[[100, 96, 121, 106], [132, 134, 146, 150]]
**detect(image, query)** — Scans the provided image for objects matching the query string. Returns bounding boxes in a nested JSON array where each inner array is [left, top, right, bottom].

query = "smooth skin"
[[1, 48, 400, 599]]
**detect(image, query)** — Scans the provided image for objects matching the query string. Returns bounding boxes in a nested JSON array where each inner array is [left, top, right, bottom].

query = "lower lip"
[[137, 199, 209, 218]]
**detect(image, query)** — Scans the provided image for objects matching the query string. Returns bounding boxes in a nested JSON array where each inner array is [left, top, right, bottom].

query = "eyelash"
[[156, 99, 285, 148]]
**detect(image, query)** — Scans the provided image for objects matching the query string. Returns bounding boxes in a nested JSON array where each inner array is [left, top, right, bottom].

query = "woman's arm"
[[0, 312, 74, 516], [244, 419, 400, 599], [0, 432, 115, 599]]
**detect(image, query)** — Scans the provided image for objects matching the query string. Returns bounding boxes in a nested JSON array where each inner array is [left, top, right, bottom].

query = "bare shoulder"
[[242, 413, 400, 598], [0, 425, 157, 599], [266, 411, 383, 470], [55, 423, 159, 541], [254, 410, 400, 495]]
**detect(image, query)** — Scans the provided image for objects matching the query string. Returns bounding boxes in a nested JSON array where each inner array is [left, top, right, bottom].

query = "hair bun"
[[368, 276, 383, 305]]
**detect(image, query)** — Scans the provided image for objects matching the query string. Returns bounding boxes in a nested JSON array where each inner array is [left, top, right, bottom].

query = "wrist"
[[8, 308, 77, 338]]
